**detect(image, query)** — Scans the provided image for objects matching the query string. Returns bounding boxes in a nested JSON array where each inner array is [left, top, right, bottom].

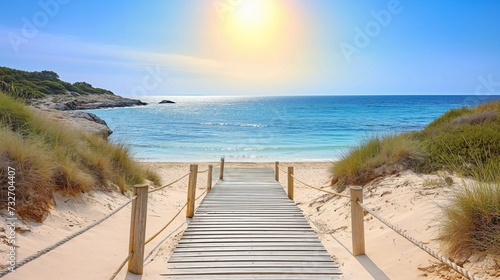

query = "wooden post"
[[287, 166, 294, 200], [128, 184, 149, 274], [275, 161, 279, 181], [186, 164, 198, 218], [207, 164, 213, 192], [219, 157, 225, 180], [350, 186, 365, 256]]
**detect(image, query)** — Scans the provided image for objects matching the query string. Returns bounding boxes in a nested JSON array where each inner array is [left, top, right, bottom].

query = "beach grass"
[[439, 176, 500, 259], [331, 100, 500, 260], [332, 101, 500, 185], [0, 92, 160, 221], [330, 133, 422, 190]]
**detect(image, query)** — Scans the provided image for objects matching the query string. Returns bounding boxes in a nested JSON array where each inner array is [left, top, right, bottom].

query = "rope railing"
[[0, 159, 222, 279], [144, 188, 207, 245], [110, 160, 219, 278], [143, 222, 187, 267], [356, 200, 481, 280], [148, 172, 190, 194], [290, 173, 350, 198], [108, 252, 133, 280], [275, 162, 478, 279], [110, 186, 209, 279], [276, 162, 349, 198], [0, 195, 137, 278]]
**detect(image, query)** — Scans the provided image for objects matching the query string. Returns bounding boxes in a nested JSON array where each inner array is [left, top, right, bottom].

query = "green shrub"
[[425, 107, 472, 131], [0, 66, 115, 97], [417, 124, 500, 176]]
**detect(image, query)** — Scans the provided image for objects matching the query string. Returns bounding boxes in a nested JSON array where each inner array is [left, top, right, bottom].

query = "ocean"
[[86, 95, 500, 162]]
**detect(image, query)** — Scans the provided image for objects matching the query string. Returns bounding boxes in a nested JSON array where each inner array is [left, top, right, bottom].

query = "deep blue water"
[[86, 95, 500, 162]]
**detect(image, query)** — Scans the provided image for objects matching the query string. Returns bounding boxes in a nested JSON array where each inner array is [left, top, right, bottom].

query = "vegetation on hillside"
[[0, 92, 160, 222], [0, 66, 114, 99], [331, 100, 500, 259], [332, 101, 500, 187]]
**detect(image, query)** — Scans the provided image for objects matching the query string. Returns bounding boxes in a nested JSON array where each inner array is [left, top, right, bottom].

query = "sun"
[[233, 0, 270, 32], [221, 0, 285, 53]]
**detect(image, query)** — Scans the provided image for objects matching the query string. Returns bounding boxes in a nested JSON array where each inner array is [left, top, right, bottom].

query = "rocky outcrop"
[[28, 93, 146, 139], [159, 100, 175, 104], [33, 93, 147, 111], [37, 108, 113, 138]]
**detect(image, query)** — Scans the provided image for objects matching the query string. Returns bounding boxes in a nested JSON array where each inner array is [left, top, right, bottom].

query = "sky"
[[1, 0, 500, 96]]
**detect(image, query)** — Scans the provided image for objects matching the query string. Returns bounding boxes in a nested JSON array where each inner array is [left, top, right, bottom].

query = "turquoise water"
[[86, 95, 500, 162]]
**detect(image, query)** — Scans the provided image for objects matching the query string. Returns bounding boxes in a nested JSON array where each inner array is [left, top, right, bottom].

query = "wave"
[[199, 122, 267, 128]]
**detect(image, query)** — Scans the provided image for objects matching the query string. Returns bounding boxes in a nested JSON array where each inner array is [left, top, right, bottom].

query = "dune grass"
[[415, 101, 500, 181], [439, 178, 500, 259], [330, 133, 422, 190], [330, 100, 500, 260], [0, 92, 160, 221], [332, 101, 500, 186]]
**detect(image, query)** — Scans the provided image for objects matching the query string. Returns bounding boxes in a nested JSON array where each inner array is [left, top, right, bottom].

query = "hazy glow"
[[223, 0, 285, 53]]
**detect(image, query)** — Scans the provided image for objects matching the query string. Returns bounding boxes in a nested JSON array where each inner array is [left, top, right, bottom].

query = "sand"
[[1, 162, 498, 280]]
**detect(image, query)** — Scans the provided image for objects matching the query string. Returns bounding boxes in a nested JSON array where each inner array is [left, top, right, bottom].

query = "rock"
[[38, 94, 148, 111], [159, 100, 176, 104], [70, 111, 109, 126], [38, 108, 113, 138]]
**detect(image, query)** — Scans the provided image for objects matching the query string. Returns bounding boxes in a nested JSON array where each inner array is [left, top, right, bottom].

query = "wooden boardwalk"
[[163, 168, 341, 279]]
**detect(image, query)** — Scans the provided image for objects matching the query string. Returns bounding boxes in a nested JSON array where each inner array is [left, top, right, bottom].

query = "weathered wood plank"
[[162, 267, 341, 275], [168, 255, 336, 263], [164, 168, 341, 279], [164, 276, 340, 280]]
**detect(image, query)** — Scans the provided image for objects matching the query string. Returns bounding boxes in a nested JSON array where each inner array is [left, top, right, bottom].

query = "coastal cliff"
[[1, 66, 147, 137]]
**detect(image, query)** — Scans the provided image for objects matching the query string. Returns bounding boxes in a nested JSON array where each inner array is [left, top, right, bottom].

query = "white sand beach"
[[1, 162, 498, 280]]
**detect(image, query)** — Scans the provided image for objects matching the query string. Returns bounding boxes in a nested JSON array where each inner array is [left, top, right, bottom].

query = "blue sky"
[[1, 0, 499, 96]]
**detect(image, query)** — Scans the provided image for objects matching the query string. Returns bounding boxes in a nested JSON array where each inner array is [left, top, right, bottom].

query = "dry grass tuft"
[[0, 92, 160, 221], [330, 133, 422, 191], [439, 180, 500, 260]]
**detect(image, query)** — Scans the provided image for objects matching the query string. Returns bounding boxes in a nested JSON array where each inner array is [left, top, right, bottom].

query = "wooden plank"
[[175, 243, 326, 248], [172, 246, 327, 253], [164, 276, 340, 280], [167, 261, 338, 269], [165, 167, 341, 278], [162, 267, 342, 275], [182, 231, 317, 236], [168, 255, 336, 263]]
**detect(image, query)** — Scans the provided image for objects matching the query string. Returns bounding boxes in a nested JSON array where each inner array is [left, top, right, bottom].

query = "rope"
[[275, 163, 349, 198], [0, 195, 137, 278], [148, 172, 190, 194], [291, 174, 350, 198], [144, 188, 208, 245], [108, 252, 133, 280], [276, 164, 288, 174], [197, 168, 209, 174], [144, 202, 187, 245], [143, 222, 187, 266], [357, 200, 481, 280]]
